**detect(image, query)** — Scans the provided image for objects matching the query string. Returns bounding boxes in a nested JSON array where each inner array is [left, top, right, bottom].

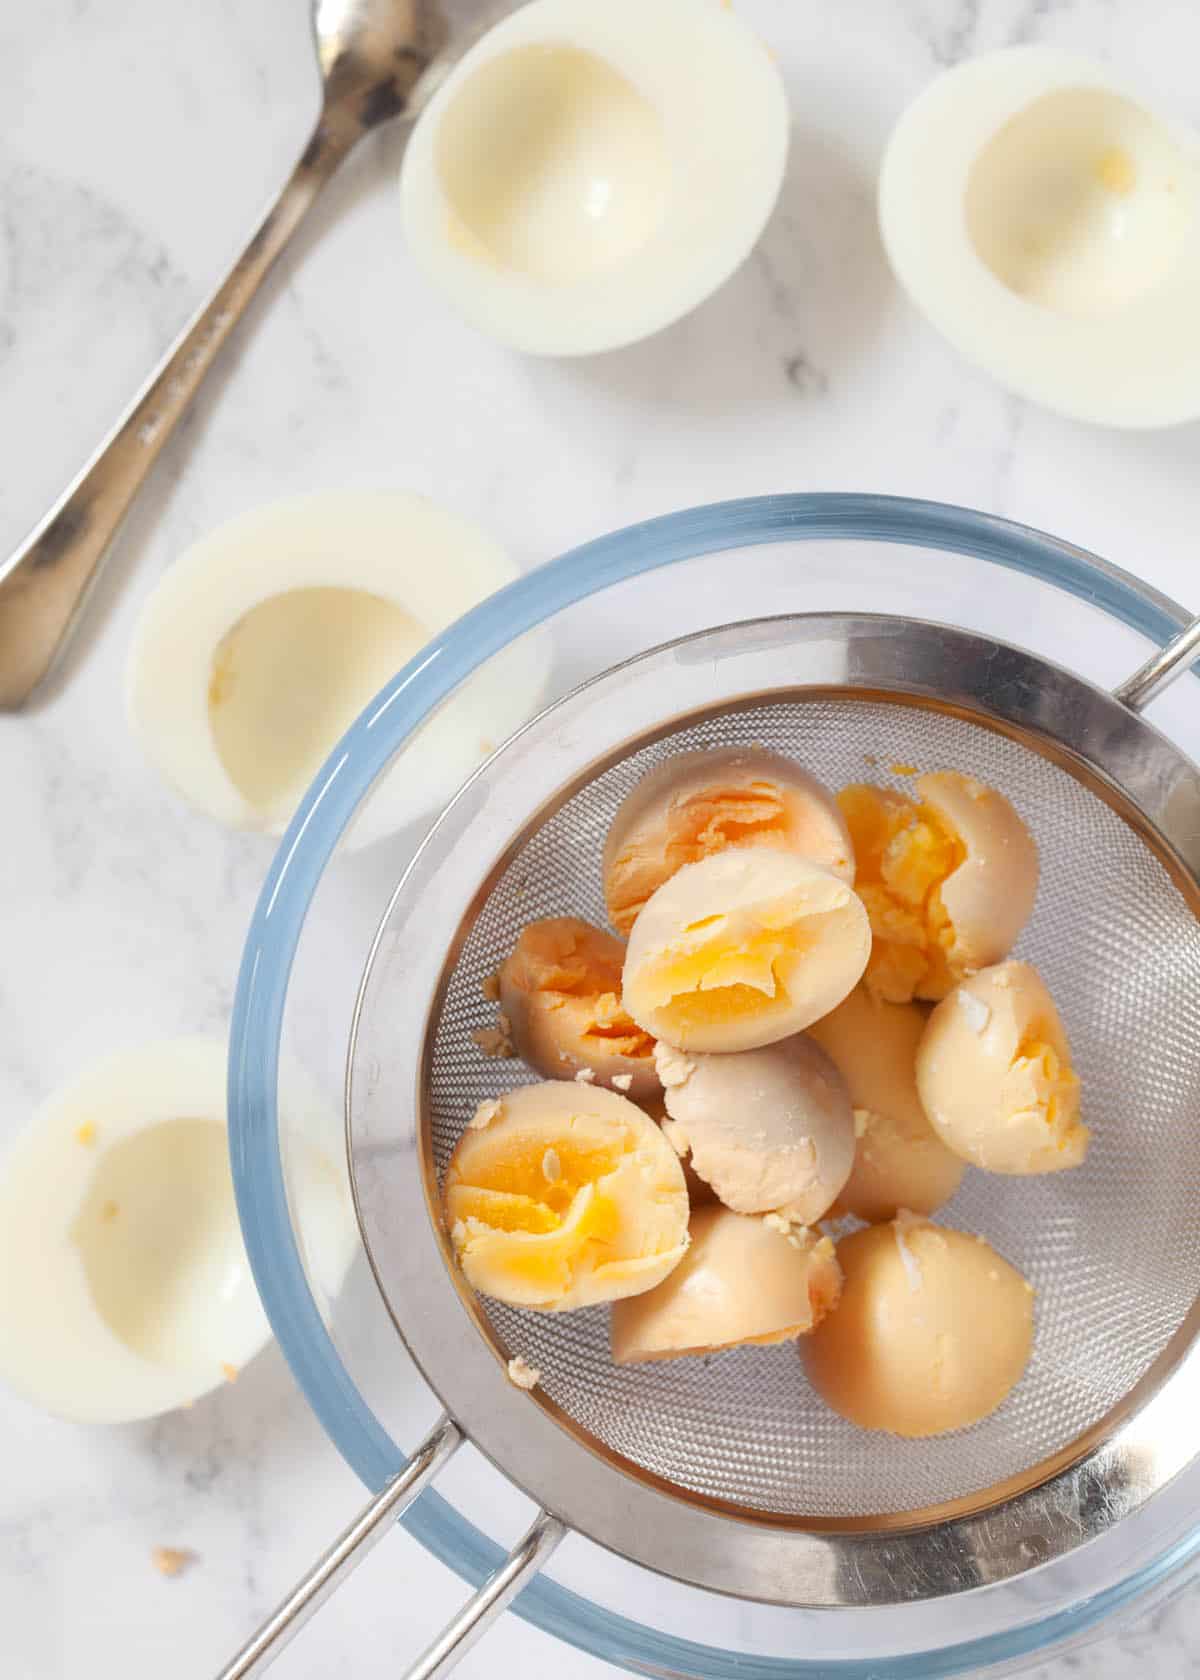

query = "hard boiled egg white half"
[[127, 492, 548, 851], [879, 47, 1200, 426], [400, 0, 789, 355], [0, 1038, 356, 1423]]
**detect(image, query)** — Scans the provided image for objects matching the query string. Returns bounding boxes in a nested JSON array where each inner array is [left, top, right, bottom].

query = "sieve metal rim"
[[346, 610, 1200, 1611]]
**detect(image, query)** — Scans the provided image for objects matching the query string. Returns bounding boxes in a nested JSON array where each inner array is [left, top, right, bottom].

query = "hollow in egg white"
[[0, 1039, 355, 1423], [400, 0, 789, 355], [126, 492, 547, 850], [879, 46, 1200, 426]]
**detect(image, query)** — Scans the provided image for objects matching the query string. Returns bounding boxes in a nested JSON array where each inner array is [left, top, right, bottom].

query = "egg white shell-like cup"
[[879, 46, 1200, 426], [400, 0, 790, 355], [0, 1038, 356, 1423], [127, 492, 549, 851]]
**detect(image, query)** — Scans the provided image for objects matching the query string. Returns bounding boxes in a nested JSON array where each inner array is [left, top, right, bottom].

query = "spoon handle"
[[0, 116, 358, 711]]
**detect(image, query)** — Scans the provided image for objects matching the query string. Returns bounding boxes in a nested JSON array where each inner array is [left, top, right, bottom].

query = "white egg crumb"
[[469, 1098, 503, 1131], [472, 1024, 514, 1059], [151, 1547, 195, 1578], [542, 1148, 562, 1183], [654, 1041, 694, 1088], [814, 1235, 835, 1263], [480, 973, 501, 1002], [852, 1108, 872, 1138], [574, 1067, 597, 1084], [507, 1355, 540, 1391], [956, 988, 992, 1034], [892, 1210, 925, 1293], [763, 1211, 792, 1235], [611, 1073, 633, 1091], [661, 1119, 690, 1158]]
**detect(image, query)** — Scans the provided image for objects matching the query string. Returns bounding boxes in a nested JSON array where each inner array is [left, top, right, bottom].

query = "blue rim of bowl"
[[229, 493, 1200, 1679]]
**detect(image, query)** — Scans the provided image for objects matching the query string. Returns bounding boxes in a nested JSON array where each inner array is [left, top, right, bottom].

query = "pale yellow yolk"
[[1008, 1035, 1081, 1145], [839, 785, 966, 1003], [453, 1138, 622, 1222], [635, 910, 810, 1033]]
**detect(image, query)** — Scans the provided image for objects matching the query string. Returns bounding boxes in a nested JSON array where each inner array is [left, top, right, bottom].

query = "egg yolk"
[[1008, 1034, 1081, 1145], [448, 1138, 626, 1296], [453, 1138, 623, 1221], [635, 907, 813, 1034], [444, 1088, 691, 1312], [506, 919, 653, 1061], [610, 778, 795, 931], [839, 784, 966, 1002]]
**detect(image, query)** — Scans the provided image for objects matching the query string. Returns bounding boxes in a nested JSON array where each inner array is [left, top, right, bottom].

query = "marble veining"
[[3, 0, 1200, 1676]]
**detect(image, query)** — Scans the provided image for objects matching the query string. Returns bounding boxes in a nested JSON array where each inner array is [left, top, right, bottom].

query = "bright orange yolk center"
[[455, 1139, 623, 1226], [1011, 1035, 1081, 1142], [839, 784, 966, 1003]]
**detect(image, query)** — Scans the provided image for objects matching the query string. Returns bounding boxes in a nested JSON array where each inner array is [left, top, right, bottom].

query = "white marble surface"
[[3, 0, 1200, 1675]]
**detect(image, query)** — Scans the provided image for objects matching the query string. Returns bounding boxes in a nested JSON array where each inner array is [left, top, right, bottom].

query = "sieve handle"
[[1113, 615, 1200, 711], [402, 1509, 566, 1680], [215, 1416, 463, 1680]]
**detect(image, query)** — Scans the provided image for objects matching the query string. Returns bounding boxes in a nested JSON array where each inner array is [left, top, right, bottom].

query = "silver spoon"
[[0, 0, 451, 711]]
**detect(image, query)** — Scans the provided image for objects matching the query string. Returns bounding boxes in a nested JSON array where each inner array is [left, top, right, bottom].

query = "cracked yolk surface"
[[498, 918, 658, 1096], [444, 1082, 689, 1310], [1008, 1035, 1081, 1141], [839, 784, 966, 1002], [637, 912, 811, 1033], [623, 848, 870, 1053]]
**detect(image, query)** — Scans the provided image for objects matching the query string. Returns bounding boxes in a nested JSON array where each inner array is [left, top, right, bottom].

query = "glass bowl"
[[228, 493, 1200, 1679]]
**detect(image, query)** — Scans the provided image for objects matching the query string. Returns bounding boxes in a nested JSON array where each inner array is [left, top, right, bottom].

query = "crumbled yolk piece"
[[839, 785, 965, 1003], [1009, 1035, 1081, 1144]]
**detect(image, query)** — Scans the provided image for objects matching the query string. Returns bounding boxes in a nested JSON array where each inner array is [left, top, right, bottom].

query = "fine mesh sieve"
[[222, 601, 1200, 1680], [425, 697, 1200, 1522]]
